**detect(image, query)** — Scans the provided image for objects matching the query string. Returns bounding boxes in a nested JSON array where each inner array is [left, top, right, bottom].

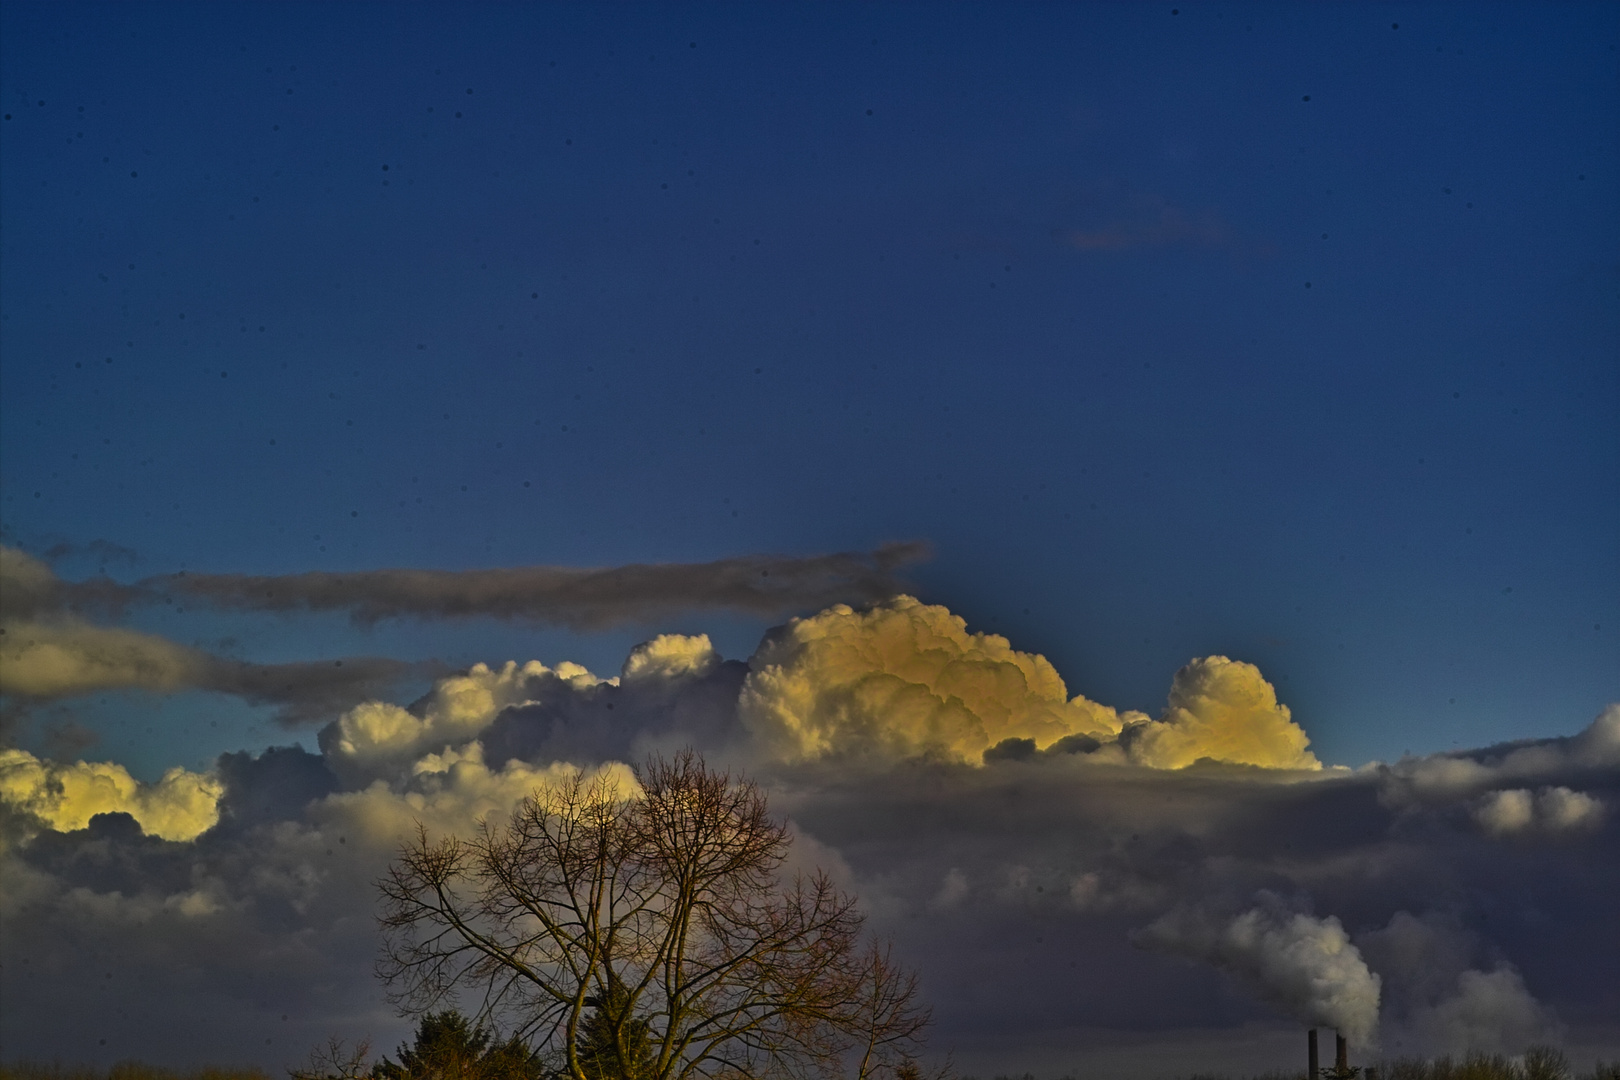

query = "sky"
[[0, 2, 1616, 1075]]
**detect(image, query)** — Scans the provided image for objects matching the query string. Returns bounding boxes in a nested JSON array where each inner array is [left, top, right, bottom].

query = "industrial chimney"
[[1308, 1028, 1319, 1079]]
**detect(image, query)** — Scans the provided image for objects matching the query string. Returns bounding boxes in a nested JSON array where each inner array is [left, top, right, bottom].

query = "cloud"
[[319, 658, 610, 775], [1378, 705, 1620, 825], [0, 618, 203, 697], [1120, 656, 1320, 770], [739, 596, 1136, 764], [0, 545, 141, 619], [141, 542, 931, 629], [1474, 787, 1604, 836], [0, 616, 435, 724], [0, 595, 1616, 1070], [737, 597, 1318, 770], [1, 546, 435, 723], [1135, 901, 1382, 1046], [318, 744, 639, 848], [0, 748, 222, 842]]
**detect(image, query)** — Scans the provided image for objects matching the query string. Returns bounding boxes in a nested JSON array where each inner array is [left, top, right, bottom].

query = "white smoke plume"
[[1357, 911, 1562, 1055], [1135, 902, 1382, 1046]]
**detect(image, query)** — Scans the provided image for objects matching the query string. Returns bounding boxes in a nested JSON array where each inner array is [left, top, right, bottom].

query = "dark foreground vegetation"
[[5, 1048, 1620, 1080], [955, 1053, 1620, 1080], [1154, 1049, 1620, 1080], [0, 1066, 269, 1080]]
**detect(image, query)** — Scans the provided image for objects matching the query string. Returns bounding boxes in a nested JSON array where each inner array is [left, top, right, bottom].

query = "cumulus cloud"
[[319, 658, 609, 774], [0, 748, 222, 842], [319, 742, 639, 847], [1381, 705, 1620, 808], [1120, 656, 1320, 770], [1474, 786, 1604, 836], [142, 542, 930, 629], [0, 593, 1615, 1071], [738, 597, 1318, 770], [739, 596, 1135, 764], [1135, 902, 1382, 1046]]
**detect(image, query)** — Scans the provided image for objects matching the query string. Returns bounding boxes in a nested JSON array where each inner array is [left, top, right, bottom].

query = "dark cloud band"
[[142, 541, 931, 628]]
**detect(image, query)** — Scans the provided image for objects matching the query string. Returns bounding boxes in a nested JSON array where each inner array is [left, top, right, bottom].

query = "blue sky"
[[4, 2, 1612, 773], [1, 4, 1617, 1070]]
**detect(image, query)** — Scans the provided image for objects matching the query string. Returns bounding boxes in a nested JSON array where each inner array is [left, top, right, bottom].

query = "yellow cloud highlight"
[[0, 749, 223, 841], [1122, 656, 1320, 770], [739, 596, 1138, 764], [739, 597, 1319, 770], [322, 658, 608, 767], [622, 633, 719, 681], [317, 741, 639, 845]]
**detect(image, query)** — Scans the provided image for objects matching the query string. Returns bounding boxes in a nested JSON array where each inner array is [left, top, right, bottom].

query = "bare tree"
[[377, 752, 931, 1080]]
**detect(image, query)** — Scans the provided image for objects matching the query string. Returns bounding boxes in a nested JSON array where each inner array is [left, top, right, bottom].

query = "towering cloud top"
[[740, 596, 1135, 763], [738, 597, 1320, 770]]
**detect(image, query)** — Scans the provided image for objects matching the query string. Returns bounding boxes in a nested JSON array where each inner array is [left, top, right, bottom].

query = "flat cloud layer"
[[0, 547, 433, 722], [140, 542, 930, 628], [0, 595, 1615, 1073]]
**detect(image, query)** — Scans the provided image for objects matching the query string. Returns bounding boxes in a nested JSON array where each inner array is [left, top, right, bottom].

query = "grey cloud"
[[1, 546, 438, 724], [0, 615, 438, 725], [1357, 912, 1562, 1056], [144, 542, 931, 629], [204, 655, 447, 727], [0, 545, 144, 621], [1, 610, 1617, 1073]]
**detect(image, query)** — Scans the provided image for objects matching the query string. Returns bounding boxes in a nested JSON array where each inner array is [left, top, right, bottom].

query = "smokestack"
[[1308, 1028, 1319, 1079], [1336, 1031, 1348, 1075]]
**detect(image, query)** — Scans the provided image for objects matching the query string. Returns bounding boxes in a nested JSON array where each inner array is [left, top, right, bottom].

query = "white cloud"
[[320, 659, 609, 773], [1474, 788, 1535, 835], [318, 740, 639, 847], [1382, 706, 1620, 810], [1475, 786, 1604, 836]]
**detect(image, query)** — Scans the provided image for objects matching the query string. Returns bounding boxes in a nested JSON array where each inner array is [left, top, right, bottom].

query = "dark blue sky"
[[2, 1, 1615, 774]]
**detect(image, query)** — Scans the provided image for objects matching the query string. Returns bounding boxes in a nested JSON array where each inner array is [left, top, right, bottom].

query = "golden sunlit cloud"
[[0, 748, 222, 842]]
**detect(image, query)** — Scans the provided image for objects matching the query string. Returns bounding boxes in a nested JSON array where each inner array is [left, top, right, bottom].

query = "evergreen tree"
[[372, 1010, 542, 1080], [574, 978, 654, 1080]]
